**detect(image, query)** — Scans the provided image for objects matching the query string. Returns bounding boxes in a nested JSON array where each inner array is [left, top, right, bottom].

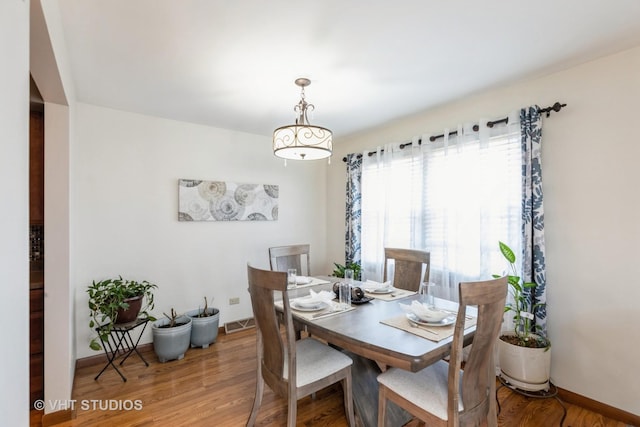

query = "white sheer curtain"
[[360, 113, 523, 301], [360, 136, 425, 282]]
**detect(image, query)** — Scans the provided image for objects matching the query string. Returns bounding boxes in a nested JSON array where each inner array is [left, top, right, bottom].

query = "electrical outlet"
[[229, 297, 240, 305]]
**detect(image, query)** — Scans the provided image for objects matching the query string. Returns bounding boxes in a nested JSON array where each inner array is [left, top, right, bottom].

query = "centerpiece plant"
[[332, 261, 361, 281], [87, 276, 157, 350]]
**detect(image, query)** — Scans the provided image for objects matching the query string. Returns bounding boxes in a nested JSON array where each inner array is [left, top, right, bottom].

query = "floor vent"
[[224, 317, 255, 334]]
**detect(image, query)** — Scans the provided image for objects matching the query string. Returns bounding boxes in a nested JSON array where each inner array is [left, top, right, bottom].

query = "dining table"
[[279, 276, 487, 427]]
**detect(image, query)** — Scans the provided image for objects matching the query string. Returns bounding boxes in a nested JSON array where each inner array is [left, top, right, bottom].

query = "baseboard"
[[557, 386, 640, 426], [75, 343, 154, 369], [41, 408, 75, 426]]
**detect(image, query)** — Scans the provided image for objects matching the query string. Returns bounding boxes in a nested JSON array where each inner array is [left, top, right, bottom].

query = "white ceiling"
[[54, 0, 640, 138]]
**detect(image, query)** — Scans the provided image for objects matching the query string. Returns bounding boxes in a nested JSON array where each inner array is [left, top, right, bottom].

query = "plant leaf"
[[499, 241, 516, 263], [89, 339, 102, 351]]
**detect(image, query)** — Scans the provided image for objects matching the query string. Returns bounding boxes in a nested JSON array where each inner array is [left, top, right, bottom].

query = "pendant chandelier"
[[273, 78, 332, 161]]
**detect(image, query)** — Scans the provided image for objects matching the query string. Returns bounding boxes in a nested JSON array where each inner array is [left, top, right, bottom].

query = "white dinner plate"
[[365, 287, 394, 294], [291, 299, 329, 312], [406, 312, 456, 327]]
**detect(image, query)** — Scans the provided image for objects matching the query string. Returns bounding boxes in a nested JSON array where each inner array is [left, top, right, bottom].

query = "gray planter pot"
[[186, 307, 220, 348], [152, 315, 192, 363]]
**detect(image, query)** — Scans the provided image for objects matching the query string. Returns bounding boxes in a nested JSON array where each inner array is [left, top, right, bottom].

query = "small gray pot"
[[152, 315, 192, 363], [186, 308, 220, 348]]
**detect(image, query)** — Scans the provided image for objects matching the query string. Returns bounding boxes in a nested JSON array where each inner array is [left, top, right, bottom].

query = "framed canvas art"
[[178, 179, 279, 221]]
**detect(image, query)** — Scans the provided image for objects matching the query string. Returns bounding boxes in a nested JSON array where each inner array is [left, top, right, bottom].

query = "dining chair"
[[269, 244, 311, 276], [246, 264, 356, 427], [383, 248, 430, 292], [377, 276, 508, 427]]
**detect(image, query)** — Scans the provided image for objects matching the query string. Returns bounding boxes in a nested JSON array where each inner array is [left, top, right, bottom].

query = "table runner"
[[381, 313, 477, 342]]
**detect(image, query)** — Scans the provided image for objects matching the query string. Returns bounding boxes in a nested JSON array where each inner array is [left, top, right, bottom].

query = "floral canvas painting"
[[178, 179, 279, 221]]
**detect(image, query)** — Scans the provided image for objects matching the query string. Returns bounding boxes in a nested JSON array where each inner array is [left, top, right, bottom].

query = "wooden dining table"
[[282, 277, 485, 427]]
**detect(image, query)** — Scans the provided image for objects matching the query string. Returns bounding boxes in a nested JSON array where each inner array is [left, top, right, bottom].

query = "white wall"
[[73, 103, 329, 358], [33, 0, 76, 413], [0, 0, 30, 425], [44, 102, 74, 411], [328, 46, 640, 415]]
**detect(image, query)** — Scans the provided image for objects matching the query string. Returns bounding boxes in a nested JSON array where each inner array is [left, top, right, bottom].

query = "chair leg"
[[487, 355, 498, 427], [342, 373, 356, 427], [246, 375, 264, 427], [378, 384, 387, 427], [287, 394, 297, 427]]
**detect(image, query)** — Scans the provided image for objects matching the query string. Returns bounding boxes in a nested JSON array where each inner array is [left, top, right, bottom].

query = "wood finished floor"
[[30, 328, 628, 427]]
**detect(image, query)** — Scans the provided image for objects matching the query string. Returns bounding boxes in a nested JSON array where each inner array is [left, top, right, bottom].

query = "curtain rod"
[[341, 102, 566, 162]]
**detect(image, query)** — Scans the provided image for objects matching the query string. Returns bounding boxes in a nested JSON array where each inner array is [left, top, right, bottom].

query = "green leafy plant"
[[87, 276, 157, 350], [495, 242, 550, 349], [332, 261, 361, 280]]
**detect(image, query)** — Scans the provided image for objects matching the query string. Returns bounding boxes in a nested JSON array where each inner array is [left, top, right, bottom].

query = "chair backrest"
[[448, 276, 508, 426], [269, 244, 311, 276], [383, 248, 430, 291], [247, 264, 297, 398]]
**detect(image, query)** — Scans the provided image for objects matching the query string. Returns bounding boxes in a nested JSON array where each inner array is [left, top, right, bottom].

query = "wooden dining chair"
[[383, 248, 430, 292], [377, 276, 508, 427], [246, 265, 355, 427], [269, 244, 311, 276]]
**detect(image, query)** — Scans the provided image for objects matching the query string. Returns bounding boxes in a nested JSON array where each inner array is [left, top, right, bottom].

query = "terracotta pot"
[[114, 295, 143, 324]]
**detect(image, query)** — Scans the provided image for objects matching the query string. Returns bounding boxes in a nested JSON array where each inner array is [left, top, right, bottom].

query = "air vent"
[[224, 317, 255, 334]]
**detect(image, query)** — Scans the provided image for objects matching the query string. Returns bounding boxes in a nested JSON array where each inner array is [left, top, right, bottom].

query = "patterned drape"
[[344, 153, 363, 267], [520, 106, 547, 335]]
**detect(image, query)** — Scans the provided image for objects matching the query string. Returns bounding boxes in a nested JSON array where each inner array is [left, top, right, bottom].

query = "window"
[[360, 121, 522, 299]]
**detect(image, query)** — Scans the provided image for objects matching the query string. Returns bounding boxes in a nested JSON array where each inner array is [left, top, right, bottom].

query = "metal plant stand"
[[94, 318, 149, 382]]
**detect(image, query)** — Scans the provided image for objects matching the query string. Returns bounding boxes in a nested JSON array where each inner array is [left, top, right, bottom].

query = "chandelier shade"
[[273, 124, 332, 160], [272, 78, 333, 161]]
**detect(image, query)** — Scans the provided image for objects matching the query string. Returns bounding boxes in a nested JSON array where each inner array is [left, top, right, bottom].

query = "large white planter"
[[498, 332, 551, 392], [152, 315, 192, 363], [186, 307, 220, 348]]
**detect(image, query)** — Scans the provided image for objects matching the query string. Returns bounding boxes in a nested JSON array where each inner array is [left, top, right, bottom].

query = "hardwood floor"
[[30, 328, 628, 426]]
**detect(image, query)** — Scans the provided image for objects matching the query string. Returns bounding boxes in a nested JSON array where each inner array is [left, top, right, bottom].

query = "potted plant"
[[186, 297, 220, 348], [495, 241, 551, 392], [332, 261, 361, 280], [152, 308, 192, 362], [87, 276, 157, 351]]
